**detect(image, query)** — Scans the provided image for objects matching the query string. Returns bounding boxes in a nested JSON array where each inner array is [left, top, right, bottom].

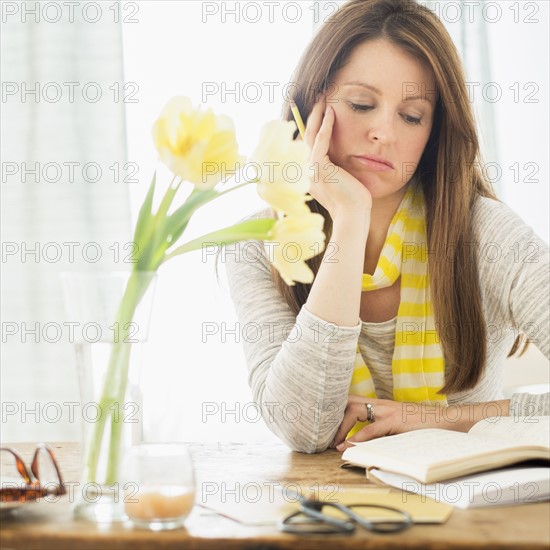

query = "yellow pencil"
[[289, 99, 306, 140]]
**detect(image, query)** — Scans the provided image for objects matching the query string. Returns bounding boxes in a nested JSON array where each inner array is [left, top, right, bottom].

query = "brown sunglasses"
[[1, 444, 66, 503]]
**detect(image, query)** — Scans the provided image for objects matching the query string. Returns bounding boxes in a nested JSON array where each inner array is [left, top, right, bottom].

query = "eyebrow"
[[342, 81, 435, 105]]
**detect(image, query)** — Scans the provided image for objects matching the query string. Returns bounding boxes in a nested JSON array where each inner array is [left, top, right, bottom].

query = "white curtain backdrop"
[[1, 4, 131, 441]]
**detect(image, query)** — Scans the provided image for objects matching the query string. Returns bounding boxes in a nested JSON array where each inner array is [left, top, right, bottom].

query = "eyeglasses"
[[0, 444, 66, 503], [277, 490, 413, 535]]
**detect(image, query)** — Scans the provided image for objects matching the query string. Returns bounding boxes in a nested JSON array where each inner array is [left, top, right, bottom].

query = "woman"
[[225, 0, 549, 453]]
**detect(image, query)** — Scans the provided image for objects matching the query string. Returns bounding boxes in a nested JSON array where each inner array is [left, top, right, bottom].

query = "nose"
[[367, 109, 397, 145]]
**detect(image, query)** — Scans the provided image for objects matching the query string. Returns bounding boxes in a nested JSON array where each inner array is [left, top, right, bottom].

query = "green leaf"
[[133, 172, 157, 251], [147, 188, 218, 269], [164, 188, 218, 247], [137, 175, 185, 271], [148, 177, 182, 256], [162, 218, 276, 263], [154, 176, 182, 222]]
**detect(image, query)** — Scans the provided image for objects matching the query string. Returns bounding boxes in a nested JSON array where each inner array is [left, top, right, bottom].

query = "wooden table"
[[1, 442, 549, 549]]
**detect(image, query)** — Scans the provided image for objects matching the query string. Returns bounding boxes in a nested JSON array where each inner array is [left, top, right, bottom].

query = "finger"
[[347, 397, 387, 423], [304, 98, 326, 150], [330, 409, 362, 449], [327, 396, 369, 448], [336, 422, 390, 450], [347, 394, 368, 404], [310, 105, 334, 165], [364, 398, 389, 406]]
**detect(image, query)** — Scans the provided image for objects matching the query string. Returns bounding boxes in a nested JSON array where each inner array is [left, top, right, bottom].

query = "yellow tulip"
[[152, 96, 244, 189], [266, 213, 326, 285], [250, 120, 312, 217]]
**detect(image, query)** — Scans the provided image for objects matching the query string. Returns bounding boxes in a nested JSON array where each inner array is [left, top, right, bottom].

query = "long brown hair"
[[270, 0, 527, 394]]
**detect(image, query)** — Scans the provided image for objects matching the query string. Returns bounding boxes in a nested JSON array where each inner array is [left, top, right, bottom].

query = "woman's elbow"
[[271, 427, 332, 454]]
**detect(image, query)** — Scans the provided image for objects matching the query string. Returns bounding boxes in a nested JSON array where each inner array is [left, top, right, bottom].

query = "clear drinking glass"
[[122, 443, 195, 530]]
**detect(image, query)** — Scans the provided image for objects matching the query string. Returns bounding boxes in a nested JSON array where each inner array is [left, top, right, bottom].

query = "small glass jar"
[[122, 443, 195, 530]]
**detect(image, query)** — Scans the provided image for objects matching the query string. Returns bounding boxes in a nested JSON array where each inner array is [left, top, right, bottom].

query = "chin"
[[355, 172, 383, 195], [356, 174, 405, 201]]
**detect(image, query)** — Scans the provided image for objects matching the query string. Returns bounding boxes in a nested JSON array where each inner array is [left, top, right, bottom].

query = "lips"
[[353, 155, 394, 172], [355, 154, 394, 169]]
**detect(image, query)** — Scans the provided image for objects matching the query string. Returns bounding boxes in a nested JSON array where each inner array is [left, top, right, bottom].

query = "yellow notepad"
[[198, 486, 453, 525]]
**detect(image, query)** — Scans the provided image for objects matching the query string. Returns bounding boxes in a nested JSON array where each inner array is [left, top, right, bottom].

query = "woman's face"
[[327, 39, 437, 201]]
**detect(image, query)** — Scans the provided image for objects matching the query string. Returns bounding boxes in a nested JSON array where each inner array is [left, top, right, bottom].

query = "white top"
[[224, 196, 550, 453]]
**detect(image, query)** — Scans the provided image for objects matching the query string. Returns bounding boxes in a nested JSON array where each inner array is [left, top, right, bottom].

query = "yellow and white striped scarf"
[[347, 180, 447, 437]]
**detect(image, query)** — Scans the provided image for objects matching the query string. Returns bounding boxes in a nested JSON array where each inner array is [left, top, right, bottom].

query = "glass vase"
[[61, 270, 157, 522]]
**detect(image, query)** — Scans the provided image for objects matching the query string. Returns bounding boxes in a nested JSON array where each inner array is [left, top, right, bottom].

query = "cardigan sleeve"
[[472, 197, 549, 416], [224, 236, 361, 453]]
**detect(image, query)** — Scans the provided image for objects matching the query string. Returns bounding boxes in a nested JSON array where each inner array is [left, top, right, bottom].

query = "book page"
[[469, 416, 550, 448], [343, 429, 533, 470]]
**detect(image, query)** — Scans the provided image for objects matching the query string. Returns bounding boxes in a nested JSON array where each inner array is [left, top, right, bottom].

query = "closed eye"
[[348, 102, 422, 126], [402, 115, 422, 126], [349, 102, 373, 113]]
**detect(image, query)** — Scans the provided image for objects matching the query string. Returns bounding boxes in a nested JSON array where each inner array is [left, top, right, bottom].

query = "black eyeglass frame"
[[278, 500, 414, 535]]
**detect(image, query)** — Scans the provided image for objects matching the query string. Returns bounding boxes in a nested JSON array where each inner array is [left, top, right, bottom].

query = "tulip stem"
[[84, 271, 153, 485], [215, 178, 259, 199]]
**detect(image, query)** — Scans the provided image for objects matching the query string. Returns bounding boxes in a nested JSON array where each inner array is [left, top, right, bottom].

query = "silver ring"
[[366, 403, 375, 423]]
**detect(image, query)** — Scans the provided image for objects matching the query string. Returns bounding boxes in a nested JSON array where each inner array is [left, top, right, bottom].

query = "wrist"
[[332, 211, 371, 241]]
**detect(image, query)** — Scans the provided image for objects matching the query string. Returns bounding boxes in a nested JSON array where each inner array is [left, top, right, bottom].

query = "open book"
[[341, 416, 550, 485]]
